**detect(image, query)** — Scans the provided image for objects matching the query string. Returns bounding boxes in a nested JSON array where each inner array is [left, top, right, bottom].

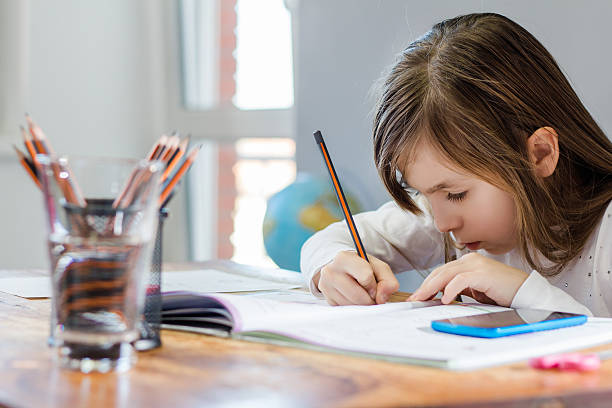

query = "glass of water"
[[38, 155, 162, 373]]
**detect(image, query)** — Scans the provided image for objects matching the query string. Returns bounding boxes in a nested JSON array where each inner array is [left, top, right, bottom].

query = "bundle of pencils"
[[13, 114, 201, 209]]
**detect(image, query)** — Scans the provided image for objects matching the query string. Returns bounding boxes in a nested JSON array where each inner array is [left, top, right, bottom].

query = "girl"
[[300, 13, 612, 316]]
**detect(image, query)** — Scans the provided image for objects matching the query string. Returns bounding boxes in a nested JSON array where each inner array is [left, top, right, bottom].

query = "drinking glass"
[[38, 155, 162, 373]]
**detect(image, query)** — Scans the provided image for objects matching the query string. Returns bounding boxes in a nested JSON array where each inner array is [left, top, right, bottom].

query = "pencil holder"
[[133, 209, 168, 351], [52, 198, 167, 352], [38, 155, 164, 372]]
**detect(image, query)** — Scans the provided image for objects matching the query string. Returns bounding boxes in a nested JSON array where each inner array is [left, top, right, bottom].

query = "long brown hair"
[[373, 13, 612, 275]]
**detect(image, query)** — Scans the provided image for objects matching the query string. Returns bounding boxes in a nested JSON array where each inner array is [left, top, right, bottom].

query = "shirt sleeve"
[[511, 270, 593, 317], [300, 197, 444, 297]]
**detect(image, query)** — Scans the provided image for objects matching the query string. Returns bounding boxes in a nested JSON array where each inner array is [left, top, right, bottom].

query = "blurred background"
[[1, 0, 610, 275]]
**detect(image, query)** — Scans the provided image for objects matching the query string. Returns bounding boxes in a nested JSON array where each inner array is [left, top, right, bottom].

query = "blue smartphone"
[[431, 309, 587, 338]]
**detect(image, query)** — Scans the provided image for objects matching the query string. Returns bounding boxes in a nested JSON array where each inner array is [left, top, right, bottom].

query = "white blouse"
[[300, 197, 612, 317]]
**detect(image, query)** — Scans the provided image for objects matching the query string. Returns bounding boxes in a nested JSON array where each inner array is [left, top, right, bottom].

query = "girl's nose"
[[432, 206, 462, 233]]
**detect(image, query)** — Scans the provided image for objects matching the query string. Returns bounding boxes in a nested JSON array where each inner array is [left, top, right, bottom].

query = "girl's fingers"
[[319, 262, 376, 306], [370, 256, 399, 304], [411, 260, 456, 297], [335, 251, 378, 298], [323, 285, 354, 306], [410, 262, 464, 301], [318, 251, 399, 306], [335, 273, 376, 305], [440, 272, 476, 304]]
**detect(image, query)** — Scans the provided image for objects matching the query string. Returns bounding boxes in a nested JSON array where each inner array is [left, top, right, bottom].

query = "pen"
[[313, 130, 369, 262]]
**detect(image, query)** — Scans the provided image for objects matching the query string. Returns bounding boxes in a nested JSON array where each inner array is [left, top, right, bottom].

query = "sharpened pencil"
[[147, 134, 168, 161], [21, 125, 40, 169], [313, 130, 368, 262], [161, 134, 180, 163], [13, 145, 41, 189], [25, 113, 54, 156], [158, 144, 202, 207], [161, 136, 189, 183]]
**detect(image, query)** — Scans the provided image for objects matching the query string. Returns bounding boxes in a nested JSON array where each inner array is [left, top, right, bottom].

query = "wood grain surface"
[[2, 267, 612, 408]]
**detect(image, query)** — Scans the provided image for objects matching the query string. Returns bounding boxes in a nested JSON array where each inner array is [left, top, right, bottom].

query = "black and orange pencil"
[[313, 130, 368, 262], [25, 113, 55, 156], [153, 135, 170, 160], [21, 125, 40, 168], [147, 134, 168, 160], [161, 134, 180, 163], [13, 145, 42, 189], [158, 144, 202, 207], [25, 114, 86, 206], [160, 136, 189, 183]]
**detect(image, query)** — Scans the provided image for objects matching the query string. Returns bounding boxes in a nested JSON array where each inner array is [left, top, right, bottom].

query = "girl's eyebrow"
[[426, 182, 451, 194]]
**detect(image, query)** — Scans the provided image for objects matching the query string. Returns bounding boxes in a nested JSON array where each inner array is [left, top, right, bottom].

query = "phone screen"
[[437, 309, 581, 328]]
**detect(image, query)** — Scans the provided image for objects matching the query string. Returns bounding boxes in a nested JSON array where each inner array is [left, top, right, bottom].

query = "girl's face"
[[402, 140, 518, 255]]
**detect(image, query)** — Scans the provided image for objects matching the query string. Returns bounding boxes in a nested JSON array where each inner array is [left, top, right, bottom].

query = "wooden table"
[[2, 265, 612, 408]]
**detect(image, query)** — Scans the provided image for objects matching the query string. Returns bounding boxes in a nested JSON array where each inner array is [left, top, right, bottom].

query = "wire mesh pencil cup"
[[135, 209, 168, 351]]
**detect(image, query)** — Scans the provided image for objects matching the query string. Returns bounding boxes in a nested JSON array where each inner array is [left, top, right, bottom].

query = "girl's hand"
[[408, 253, 529, 306], [314, 251, 399, 306]]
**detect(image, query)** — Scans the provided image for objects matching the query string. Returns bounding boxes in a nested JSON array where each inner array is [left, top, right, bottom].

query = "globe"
[[263, 173, 362, 272]]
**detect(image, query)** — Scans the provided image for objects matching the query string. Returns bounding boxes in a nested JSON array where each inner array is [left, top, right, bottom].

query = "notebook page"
[[211, 293, 444, 331], [247, 303, 612, 370], [163, 270, 300, 292]]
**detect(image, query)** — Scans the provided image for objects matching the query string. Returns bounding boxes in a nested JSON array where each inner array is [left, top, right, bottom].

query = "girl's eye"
[[447, 191, 467, 202]]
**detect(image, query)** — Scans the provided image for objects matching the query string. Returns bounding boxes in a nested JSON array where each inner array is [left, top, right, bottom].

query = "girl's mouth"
[[465, 241, 481, 250]]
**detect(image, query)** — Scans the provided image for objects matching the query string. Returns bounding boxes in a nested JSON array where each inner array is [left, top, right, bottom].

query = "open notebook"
[[161, 291, 612, 370]]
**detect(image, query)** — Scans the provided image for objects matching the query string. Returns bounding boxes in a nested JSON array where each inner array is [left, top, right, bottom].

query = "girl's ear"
[[526, 127, 559, 178]]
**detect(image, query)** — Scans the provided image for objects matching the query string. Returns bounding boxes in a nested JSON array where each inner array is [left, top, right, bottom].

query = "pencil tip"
[[313, 130, 323, 143]]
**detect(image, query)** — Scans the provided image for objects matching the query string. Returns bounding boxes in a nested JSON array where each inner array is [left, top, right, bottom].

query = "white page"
[[240, 290, 329, 305], [162, 270, 300, 292], [0, 269, 301, 299], [211, 293, 448, 331], [0, 276, 50, 298], [173, 260, 306, 288], [237, 302, 612, 370]]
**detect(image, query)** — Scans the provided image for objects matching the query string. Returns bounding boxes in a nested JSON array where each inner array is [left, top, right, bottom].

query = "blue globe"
[[263, 173, 361, 272]]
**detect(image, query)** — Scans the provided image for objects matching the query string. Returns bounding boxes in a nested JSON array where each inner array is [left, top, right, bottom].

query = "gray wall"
[[295, 0, 612, 210], [0, 0, 191, 269]]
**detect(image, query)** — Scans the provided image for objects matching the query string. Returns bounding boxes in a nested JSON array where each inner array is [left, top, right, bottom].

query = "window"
[[179, 0, 293, 111], [232, 138, 295, 266], [176, 0, 296, 266], [233, 0, 294, 110]]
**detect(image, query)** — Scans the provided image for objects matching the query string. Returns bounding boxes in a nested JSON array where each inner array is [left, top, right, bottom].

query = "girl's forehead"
[[399, 139, 472, 188], [399, 138, 460, 173]]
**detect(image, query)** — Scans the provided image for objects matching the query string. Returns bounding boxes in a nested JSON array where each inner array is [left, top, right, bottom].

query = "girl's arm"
[[300, 198, 444, 298], [511, 271, 593, 316]]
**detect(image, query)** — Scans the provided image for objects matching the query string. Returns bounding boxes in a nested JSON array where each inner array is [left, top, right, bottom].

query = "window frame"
[[166, 0, 294, 142], [163, 0, 295, 261]]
